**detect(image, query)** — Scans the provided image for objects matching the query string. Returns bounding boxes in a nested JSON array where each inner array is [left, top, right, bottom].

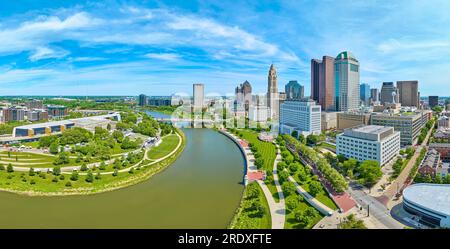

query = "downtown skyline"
[[1, 1, 450, 96]]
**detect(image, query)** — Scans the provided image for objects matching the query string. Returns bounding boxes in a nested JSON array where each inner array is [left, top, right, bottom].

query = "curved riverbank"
[[0, 128, 186, 197]]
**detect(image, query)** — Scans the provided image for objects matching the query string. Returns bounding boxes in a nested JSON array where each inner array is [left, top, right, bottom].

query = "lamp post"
[[367, 204, 370, 217]]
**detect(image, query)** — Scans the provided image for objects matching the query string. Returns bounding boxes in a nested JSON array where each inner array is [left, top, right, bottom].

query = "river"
[[0, 128, 245, 228]]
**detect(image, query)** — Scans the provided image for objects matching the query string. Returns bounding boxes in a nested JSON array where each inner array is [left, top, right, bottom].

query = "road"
[[347, 182, 403, 229]]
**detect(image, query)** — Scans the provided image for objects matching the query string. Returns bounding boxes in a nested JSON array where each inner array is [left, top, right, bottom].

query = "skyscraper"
[[360, 83, 371, 106], [138, 94, 148, 106], [267, 64, 279, 120], [285, 80, 304, 100], [334, 51, 360, 111], [311, 56, 335, 111], [380, 82, 399, 105], [397, 80, 419, 108], [235, 80, 252, 113], [193, 83, 204, 111], [370, 88, 379, 104]]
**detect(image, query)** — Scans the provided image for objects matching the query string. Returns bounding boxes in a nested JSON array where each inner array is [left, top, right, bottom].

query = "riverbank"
[[0, 128, 186, 197]]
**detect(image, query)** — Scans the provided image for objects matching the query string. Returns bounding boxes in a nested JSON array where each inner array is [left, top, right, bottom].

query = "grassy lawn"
[[229, 182, 271, 229], [238, 130, 276, 172], [0, 129, 186, 195], [21, 141, 40, 148], [147, 134, 179, 160], [265, 179, 280, 203]]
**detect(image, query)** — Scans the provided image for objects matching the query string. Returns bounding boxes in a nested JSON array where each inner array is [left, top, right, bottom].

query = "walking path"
[[220, 129, 286, 229]]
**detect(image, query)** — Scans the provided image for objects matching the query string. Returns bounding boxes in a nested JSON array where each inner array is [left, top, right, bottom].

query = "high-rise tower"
[[267, 64, 279, 120], [311, 56, 335, 111], [334, 51, 360, 111]]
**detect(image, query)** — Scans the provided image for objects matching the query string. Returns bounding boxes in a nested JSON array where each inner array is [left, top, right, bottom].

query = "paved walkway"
[[220, 129, 286, 229]]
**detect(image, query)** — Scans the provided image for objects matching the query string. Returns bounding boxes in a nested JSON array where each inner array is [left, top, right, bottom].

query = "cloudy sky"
[[0, 0, 449, 96]]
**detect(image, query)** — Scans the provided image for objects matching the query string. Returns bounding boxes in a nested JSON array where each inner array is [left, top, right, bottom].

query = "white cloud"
[[29, 46, 69, 61], [144, 53, 181, 61]]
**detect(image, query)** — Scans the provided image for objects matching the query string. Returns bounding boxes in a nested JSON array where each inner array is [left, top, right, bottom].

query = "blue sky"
[[0, 0, 450, 96]]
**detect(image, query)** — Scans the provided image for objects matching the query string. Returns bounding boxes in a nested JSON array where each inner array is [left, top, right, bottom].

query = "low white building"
[[279, 99, 321, 137], [336, 125, 400, 166]]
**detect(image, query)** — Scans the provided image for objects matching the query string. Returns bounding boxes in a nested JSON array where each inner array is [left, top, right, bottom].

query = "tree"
[[282, 181, 297, 196], [106, 123, 112, 131], [80, 163, 88, 171], [99, 161, 106, 170], [70, 171, 79, 181], [247, 184, 260, 199], [343, 158, 358, 174], [339, 214, 367, 229], [65, 181, 72, 187], [294, 211, 312, 227], [52, 166, 61, 176], [49, 142, 59, 154], [286, 197, 299, 211], [357, 160, 382, 186], [29, 167, 35, 176], [291, 130, 298, 138], [85, 171, 94, 183], [298, 134, 306, 144], [6, 163, 13, 173], [95, 172, 102, 180], [38, 135, 58, 148], [308, 181, 322, 196], [53, 152, 70, 165]]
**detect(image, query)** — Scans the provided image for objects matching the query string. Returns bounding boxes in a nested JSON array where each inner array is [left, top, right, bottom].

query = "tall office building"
[[285, 80, 304, 100], [138, 94, 148, 106], [193, 83, 205, 111], [397, 80, 419, 107], [380, 82, 399, 105], [334, 51, 360, 111], [311, 56, 335, 111], [429, 96, 439, 108], [235, 80, 252, 112], [280, 99, 321, 137], [370, 88, 379, 103], [360, 83, 371, 106], [267, 64, 279, 120]]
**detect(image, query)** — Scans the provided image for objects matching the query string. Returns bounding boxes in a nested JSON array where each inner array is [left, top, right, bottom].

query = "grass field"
[[147, 134, 179, 160], [229, 182, 271, 229], [238, 130, 276, 172], [0, 151, 55, 168]]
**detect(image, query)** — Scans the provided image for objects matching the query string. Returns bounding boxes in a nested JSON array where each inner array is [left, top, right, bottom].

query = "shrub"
[[30, 179, 36, 185], [65, 181, 72, 187], [59, 174, 65, 180], [85, 171, 94, 183], [70, 171, 79, 181], [112, 170, 118, 177], [52, 177, 59, 183]]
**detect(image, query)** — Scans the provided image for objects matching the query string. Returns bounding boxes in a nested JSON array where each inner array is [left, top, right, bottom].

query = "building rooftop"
[[14, 120, 74, 129], [351, 125, 392, 135], [403, 183, 450, 216], [341, 125, 396, 141]]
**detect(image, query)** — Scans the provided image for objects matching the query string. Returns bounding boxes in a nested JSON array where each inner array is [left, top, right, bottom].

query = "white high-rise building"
[[279, 99, 321, 137], [193, 83, 204, 111], [267, 64, 279, 120], [336, 125, 400, 166], [335, 51, 360, 111]]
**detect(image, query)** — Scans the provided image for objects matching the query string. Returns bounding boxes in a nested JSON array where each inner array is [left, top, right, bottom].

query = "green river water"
[[0, 129, 245, 228]]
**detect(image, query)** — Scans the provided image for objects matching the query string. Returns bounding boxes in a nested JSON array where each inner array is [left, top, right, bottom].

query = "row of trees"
[[283, 135, 348, 193], [417, 119, 435, 145]]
